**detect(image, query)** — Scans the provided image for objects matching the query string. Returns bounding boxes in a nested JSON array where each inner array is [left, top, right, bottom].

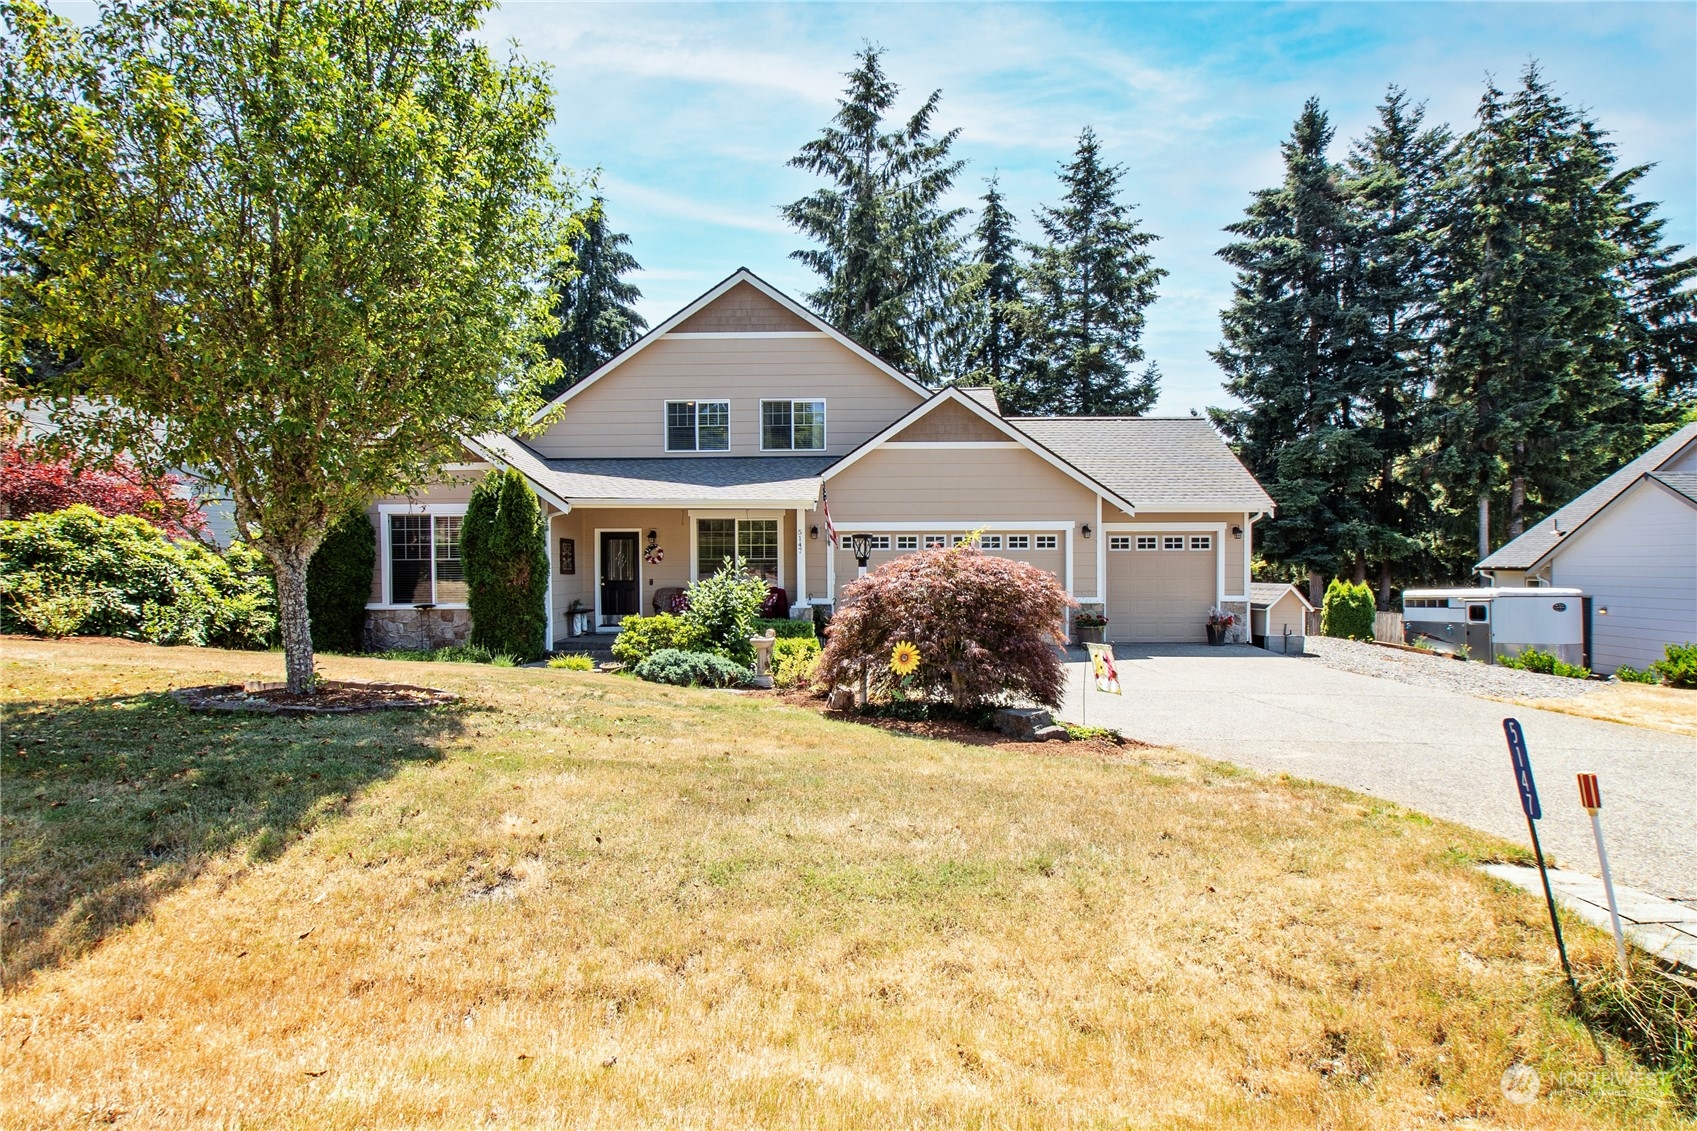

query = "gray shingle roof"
[[1649, 472, 1697, 505], [957, 386, 1001, 415], [1477, 423, 1697, 571], [474, 435, 828, 504], [1250, 582, 1313, 610], [1008, 417, 1275, 512]]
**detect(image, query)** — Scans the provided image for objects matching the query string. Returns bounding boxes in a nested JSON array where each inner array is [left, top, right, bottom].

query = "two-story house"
[[361, 269, 1274, 651]]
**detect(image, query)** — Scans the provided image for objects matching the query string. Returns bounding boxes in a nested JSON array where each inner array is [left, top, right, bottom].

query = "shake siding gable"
[[526, 335, 924, 459], [890, 399, 1010, 442], [671, 282, 814, 333]]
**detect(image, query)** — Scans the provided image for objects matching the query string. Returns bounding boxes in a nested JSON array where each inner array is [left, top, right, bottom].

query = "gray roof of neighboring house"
[[473, 435, 828, 505], [1008, 416, 1276, 511], [1649, 471, 1697, 505], [958, 386, 1001, 415], [1250, 582, 1313, 610], [1477, 423, 1697, 571]]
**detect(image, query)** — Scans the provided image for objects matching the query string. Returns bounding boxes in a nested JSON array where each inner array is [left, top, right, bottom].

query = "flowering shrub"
[[1074, 611, 1108, 629], [0, 440, 208, 539], [817, 544, 1073, 710], [0, 504, 276, 647]]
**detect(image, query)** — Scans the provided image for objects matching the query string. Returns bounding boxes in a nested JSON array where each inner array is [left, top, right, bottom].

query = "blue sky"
[[486, 1, 1697, 414]]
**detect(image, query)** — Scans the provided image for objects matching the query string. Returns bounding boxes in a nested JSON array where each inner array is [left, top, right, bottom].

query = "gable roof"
[[1008, 417, 1275, 512], [1477, 422, 1697, 571], [823, 387, 1142, 516], [1250, 582, 1314, 611], [471, 433, 827, 508], [957, 386, 1001, 415], [525, 267, 929, 425], [1649, 471, 1697, 506]]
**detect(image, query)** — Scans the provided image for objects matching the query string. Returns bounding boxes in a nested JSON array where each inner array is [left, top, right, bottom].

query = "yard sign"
[[1086, 643, 1121, 694]]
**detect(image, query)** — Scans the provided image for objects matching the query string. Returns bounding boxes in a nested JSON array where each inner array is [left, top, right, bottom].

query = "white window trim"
[[372, 502, 470, 610], [1108, 536, 1134, 551], [663, 398, 731, 454], [759, 398, 828, 453], [593, 527, 644, 631], [687, 511, 786, 593]]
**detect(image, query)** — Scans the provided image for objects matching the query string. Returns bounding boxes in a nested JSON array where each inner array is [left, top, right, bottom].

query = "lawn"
[[1497, 682, 1697, 739], [2, 638, 1687, 1128]]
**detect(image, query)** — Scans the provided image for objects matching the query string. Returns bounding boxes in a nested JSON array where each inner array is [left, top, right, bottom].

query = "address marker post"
[[1503, 718, 1580, 1002], [1577, 772, 1629, 976]]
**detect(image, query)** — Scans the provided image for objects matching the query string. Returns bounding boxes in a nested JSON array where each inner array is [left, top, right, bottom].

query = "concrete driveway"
[[1057, 644, 1696, 901]]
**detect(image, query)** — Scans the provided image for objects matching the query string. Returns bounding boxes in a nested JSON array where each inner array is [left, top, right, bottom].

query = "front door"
[[600, 532, 639, 624]]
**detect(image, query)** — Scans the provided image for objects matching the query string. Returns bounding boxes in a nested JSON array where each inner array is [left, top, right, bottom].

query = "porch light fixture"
[[647, 529, 658, 542], [1232, 525, 1243, 539], [1081, 524, 1092, 539], [810, 525, 819, 540]]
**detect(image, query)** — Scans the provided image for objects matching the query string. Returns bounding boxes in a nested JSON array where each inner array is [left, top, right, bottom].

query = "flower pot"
[[1206, 625, 1223, 646], [1076, 625, 1106, 646]]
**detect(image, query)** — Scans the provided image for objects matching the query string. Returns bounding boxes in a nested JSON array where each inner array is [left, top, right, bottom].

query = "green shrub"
[[462, 468, 548, 663], [772, 636, 822, 689], [1320, 578, 1375, 641], [1650, 642, 1697, 690], [753, 617, 818, 640], [1498, 647, 1590, 679], [0, 504, 277, 648], [369, 642, 495, 663], [1063, 724, 1122, 744], [611, 613, 708, 665], [1612, 664, 1659, 685], [547, 653, 596, 671], [633, 647, 751, 689], [682, 558, 768, 665], [306, 507, 377, 652]]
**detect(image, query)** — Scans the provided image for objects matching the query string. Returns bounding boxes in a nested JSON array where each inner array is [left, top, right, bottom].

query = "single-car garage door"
[[1105, 532, 1216, 642]]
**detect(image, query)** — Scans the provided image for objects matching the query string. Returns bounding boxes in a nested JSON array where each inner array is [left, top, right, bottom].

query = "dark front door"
[[600, 532, 639, 623]]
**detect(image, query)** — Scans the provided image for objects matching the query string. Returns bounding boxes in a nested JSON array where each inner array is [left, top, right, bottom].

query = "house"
[[361, 269, 1274, 651], [1249, 582, 1313, 645], [1476, 422, 1697, 674]]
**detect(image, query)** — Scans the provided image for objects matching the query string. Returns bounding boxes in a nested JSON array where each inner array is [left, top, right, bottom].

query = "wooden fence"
[[1374, 611, 1404, 645]]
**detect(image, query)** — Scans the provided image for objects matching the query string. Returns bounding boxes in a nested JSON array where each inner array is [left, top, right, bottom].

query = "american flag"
[[821, 488, 837, 547]]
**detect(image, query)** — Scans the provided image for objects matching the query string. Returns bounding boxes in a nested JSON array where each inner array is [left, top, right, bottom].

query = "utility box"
[[1402, 587, 1586, 667]]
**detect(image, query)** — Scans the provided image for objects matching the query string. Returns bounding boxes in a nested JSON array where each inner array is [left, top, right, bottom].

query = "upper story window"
[[666, 400, 730, 452], [761, 399, 826, 451]]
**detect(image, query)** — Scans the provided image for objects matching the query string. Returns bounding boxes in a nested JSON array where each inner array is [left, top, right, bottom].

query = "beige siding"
[[890, 399, 1006, 442], [821, 445, 1099, 599], [530, 335, 923, 459], [1254, 591, 1308, 638], [671, 282, 814, 333]]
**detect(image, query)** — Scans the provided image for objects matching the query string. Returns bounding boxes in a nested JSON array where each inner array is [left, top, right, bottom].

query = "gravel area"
[[1299, 636, 1604, 700]]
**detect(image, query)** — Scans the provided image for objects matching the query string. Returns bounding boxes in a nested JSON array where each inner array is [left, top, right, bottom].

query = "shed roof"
[[1008, 417, 1275, 511], [1477, 423, 1697, 571], [1249, 582, 1314, 610]]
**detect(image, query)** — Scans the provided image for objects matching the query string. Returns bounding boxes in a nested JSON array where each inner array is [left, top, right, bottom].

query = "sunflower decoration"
[[889, 640, 921, 676]]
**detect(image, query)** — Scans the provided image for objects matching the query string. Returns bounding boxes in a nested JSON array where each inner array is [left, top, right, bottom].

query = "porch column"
[[544, 510, 556, 653], [795, 506, 808, 603]]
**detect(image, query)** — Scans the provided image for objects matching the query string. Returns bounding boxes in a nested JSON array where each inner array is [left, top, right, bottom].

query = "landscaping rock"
[[994, 707, 1054, 739], [1033, 724, 1069, 742]]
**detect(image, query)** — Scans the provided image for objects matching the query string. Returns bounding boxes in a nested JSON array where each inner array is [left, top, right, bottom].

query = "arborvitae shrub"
[[817, 544, 1072, 710], [306, 508, 377, 652], [1320, 578, 1376, 641], [462, 469, 548, 662]]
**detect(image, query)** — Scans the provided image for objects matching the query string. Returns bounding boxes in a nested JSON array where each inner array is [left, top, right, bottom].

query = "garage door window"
[[1109, 535, 1132, 550], [925, 535, 947, 549], [1190, 535, 1212, 550], [1162, 536, 1185, 550], [1036, 535, 1058, 549], [980, 534, 1002, 549], [1007, 535, 1030, 549], [865, 535, 891, 551], [896, 535, 918, 550], [1136, 536, 1158, 550]]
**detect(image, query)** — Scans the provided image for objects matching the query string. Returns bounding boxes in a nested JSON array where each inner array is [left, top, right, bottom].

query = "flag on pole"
[[1086, 642, 1121, 694], [822, 488, 837, 547]]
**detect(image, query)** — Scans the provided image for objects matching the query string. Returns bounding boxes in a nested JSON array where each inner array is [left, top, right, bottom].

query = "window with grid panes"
[[665, 400, 729, 451], [760, 400, 826, 450], [1006, 535, 1030, 549], [389, 513, 465, 604], [1190, 535, 1212, 550], [1163, 536, 1185, 550], [697, 518, 779, 583], [1035, 535, 1057, 549], [896, 535, 918, 550]]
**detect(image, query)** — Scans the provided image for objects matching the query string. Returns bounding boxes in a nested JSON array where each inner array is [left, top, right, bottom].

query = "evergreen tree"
[[1211, 100, 1375, 592], [540, 198, 647, 399], [782, 46, 966, 383], [1431, 66, 1644, 559], [1604, 156, 1697, 406], [957, 175, 1027, 389], [1013, 128, 1165, 416]]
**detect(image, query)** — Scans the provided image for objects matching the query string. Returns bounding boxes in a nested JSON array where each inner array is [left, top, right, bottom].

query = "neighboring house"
[[364, 269, 1274, 651], [1477, 422, 1697, 674], [1249, 582, 1314, 644]]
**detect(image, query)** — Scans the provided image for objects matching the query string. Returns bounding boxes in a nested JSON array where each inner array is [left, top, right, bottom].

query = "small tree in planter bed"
[[462, 469, 548, 663], [818, 543, 1073, 711]]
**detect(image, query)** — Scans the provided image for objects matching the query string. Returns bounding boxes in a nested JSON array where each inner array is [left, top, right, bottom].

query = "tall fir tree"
[[1010, 128, 1164, 416], [1602, 151, 1697, 407], [782, 46, 966, 383], [957, 175, 1027, 388], [1431, 66, 1644, 560], [1211, 100, 1378, 596], [1343, 89, 1451, 604], [539, 198, 647, 400]]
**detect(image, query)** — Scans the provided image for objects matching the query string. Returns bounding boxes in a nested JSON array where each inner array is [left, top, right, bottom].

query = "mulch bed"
[[170, 679, 458, 716], [770, 689, 1135, 754]]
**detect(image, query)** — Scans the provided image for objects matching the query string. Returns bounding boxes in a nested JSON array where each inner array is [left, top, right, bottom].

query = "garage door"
[[1105, 532, 1216, 642], [832, 532, 1065, 601]]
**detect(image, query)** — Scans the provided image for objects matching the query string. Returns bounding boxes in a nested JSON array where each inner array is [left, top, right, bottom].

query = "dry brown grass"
[[2, 637, 1686, 1128], [1496, 683, 1697, 738]]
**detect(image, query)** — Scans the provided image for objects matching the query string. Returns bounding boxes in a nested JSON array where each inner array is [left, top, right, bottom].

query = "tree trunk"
[[271, 548, 317, 694], [1508, 475, 1526, 539], [1307, 568, 1324, 609], [1352, 552, 1367, 585], [1477, 495, 1491, 560], [1378, 560, 1393, 611]]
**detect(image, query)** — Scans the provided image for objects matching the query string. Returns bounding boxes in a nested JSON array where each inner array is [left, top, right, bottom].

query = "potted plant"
[[1206, 607, 1236, 646], [1075, 611, 1108, 645]]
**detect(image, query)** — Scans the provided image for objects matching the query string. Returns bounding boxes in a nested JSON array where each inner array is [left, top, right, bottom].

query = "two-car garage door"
[[1105, 533, 1216, 643]]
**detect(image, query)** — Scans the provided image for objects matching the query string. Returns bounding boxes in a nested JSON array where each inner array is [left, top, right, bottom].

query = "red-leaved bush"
[[0, 440, 207, 539], [818, 545, 1074, 710]]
